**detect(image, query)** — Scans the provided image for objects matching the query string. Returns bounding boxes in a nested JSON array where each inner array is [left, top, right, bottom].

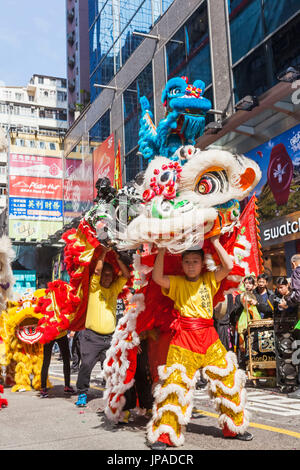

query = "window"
[[123, 61, 153, 180], [229, 0, 263, 65], [263, 0, 300, 36], [57, 91, 67, 101], [232, 10, 300, 102], [229, 0, 300, 65], [125, 147, 148, 182], [39, 141, 46, 149], [15, 93, 23, 101], [166, 2, 212, 86], [38, 77, 44, 84], [89, 109, 110, 143], [49, 142, 56, 150]]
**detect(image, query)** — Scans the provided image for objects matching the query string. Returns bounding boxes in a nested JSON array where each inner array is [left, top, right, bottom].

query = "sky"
[[0, 0, 66, 87]]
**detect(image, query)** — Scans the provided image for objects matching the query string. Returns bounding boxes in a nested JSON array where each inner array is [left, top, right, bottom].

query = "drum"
[[244, 320, 276, 364]]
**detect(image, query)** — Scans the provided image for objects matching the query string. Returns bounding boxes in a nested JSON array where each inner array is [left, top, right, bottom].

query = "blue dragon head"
[[161, 76, 211, 116], [138, 76, 212, 163]]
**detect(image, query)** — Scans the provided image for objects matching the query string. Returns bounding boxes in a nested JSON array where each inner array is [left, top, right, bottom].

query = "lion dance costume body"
[[35, 76, 263, 446]]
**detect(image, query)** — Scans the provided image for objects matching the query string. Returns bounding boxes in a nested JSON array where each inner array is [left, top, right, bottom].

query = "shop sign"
[[9, 197, 63, 220], [10, 154, 62, 178], [9, 175, 62, 199], [260, 211, 300, 247]]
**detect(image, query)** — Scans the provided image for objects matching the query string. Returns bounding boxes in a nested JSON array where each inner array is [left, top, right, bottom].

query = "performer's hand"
[[210, 234, 220, 245], [101, 246, 111, 254]]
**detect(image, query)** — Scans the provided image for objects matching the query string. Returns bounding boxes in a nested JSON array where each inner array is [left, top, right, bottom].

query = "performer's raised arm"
[[152, 247, 170, 291], [211, 235, 234, 283], [94, 246, 111, 276], [114, 251, 131, 280]]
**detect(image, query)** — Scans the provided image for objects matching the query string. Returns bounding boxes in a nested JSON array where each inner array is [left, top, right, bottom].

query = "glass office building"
[[89, 0, 174, 102]]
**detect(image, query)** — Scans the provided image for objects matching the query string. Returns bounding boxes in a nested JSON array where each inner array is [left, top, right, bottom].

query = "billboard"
[[9, 197, 63, 220], [8, 152, 63, 241], [246, 124, 300, 223], [9, 175, 63, 199], [9, 154, 62, 178]]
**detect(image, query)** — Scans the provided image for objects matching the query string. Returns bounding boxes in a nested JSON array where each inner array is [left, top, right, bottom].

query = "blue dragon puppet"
[[139, 76, 211, 162]]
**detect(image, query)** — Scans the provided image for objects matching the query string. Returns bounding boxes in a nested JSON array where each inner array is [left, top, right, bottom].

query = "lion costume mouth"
[[16, 318, 42, 345]]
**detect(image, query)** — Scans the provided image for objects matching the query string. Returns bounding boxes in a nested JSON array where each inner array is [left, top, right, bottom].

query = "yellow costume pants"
[[147, 339, 250, 446]]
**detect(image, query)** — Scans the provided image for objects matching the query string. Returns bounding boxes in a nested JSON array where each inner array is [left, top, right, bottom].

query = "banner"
[[63, 154, 94, 223], [9, 175, 62, 199], [93, 134, 115, 198], [114, 139, 122, 190], [9, 154, 62, 178], [237, 194, 263, 276], [9, 197, 63, 220]]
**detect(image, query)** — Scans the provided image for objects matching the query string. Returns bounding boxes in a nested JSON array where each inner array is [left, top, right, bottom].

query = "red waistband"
[[170, 311, 214, 332]]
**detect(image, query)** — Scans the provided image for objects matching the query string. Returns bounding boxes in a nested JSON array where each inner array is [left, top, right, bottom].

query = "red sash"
[[170, 310, 214, 333]]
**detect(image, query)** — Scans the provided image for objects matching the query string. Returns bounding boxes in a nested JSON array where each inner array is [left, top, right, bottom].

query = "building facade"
[[66, 0, 90, 125], [64, 0, 300, 278], [0, 74, 68, 223]]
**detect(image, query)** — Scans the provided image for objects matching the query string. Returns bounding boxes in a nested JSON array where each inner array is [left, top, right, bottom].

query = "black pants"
[[71, 331, 82, 369], [123, 339, 153, 411], [76, 329, 112, 394], [41, 335, 71, 389]]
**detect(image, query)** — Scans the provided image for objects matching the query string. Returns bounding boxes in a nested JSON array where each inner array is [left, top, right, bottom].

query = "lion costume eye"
[[195, 170, 228, 196]]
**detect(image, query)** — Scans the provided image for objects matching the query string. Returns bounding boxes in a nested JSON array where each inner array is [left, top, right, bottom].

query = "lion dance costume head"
[[0, 289, 49, 392]]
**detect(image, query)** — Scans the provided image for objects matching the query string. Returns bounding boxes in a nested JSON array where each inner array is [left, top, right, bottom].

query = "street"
[[1, 358, 300, 453]]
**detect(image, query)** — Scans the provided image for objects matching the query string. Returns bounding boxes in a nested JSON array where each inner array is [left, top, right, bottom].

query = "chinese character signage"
[[10, 154, 63, 178], [9, 197, 63, 220]]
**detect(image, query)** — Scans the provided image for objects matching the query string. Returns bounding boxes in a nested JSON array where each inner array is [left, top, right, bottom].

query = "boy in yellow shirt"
[[75, 247, 130, 407], [148, 236, 253, 449]]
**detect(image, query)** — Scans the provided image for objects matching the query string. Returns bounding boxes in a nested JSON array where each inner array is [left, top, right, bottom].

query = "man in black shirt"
[[253, 273, 274, 319]]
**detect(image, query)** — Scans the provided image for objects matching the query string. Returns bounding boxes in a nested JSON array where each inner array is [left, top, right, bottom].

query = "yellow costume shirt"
[[85, 274, 127, 335], [162, 271, 220, 319]]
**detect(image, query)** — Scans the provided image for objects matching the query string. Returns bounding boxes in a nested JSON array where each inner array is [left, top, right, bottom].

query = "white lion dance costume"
[[35, 76, 263, 447], [0, 235, 16, 406]]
